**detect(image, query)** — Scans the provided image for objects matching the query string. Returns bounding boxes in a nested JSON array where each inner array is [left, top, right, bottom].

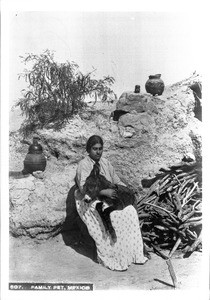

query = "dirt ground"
[[9, 232, 203, 291]]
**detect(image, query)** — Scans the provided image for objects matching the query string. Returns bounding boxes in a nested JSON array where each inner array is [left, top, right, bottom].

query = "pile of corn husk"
[[137, 159, 202, 258]]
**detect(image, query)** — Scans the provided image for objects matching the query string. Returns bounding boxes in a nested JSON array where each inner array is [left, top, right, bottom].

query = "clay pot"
[[23, 137, 46, 174], [134, 85, 140, 93], [145, 74, 165, 96]]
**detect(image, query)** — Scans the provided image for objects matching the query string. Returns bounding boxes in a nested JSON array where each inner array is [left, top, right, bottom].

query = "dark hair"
[[86, 135, 104, 153]]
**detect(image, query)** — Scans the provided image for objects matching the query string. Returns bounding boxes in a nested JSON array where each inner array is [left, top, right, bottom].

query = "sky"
[[8, 11, 203, 109]]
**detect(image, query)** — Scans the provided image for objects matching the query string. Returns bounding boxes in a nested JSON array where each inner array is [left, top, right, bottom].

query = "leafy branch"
[[16, 49, 116, 135]]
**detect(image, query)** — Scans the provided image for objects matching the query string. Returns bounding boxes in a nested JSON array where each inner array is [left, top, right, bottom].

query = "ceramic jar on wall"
[[145, 74, 165, 96], [23, 137, 46, 174]]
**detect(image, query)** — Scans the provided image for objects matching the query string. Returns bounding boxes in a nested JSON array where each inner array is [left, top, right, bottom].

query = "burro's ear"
[[93, 164, 100, 176], [83, 182, 87, 193]]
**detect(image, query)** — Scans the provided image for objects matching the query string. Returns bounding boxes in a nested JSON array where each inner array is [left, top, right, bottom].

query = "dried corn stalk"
[[137, 161, 202, 257]]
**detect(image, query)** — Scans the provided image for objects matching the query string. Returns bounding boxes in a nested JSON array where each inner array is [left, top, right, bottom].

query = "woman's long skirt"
[[75, 190, 148, 271]]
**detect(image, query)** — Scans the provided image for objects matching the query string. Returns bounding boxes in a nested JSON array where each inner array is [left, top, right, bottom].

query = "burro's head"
[[83, 164, 113, 203], [84, 165, 101, 202]]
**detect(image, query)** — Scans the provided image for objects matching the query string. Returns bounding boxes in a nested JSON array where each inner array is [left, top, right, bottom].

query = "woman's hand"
[[99, 189, 117, 199], [84, 194, 93, 203]]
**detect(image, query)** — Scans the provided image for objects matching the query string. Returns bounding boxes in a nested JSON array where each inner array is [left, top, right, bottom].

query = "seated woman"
[[74, 135, 148, 271]]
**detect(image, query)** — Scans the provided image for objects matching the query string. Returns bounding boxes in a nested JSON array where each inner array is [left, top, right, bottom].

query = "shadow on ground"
[[154, 278, 174, 289], [61, 185, 97, 263]]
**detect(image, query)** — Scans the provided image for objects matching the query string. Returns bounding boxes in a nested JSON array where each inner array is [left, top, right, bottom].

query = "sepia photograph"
[[1, 1, 209, 299]]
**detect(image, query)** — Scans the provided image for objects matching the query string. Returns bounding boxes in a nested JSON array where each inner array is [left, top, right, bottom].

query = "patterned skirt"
[[75, 189, 148, 271]]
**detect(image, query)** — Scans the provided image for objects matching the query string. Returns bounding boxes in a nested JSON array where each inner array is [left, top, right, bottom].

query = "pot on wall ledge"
[[145, 74, 165, 96], [22, 137, 47, 174], [134, 85, 140, 93]]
